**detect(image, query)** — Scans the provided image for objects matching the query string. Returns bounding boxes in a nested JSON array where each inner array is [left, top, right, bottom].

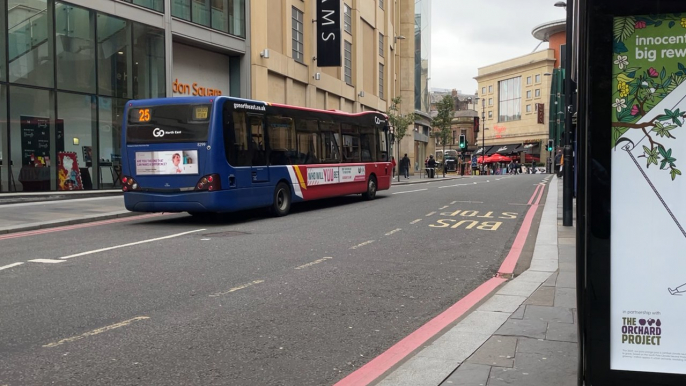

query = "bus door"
[[247, 114, 270, 183]]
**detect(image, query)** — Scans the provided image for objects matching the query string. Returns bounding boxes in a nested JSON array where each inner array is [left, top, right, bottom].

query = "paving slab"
[[479, 295, 527, 313], [523, 305, 574, 324], [546, 321, 578, 343], [510, 306, 525, 320], [555, 271, 576, 289], [541, 272, 558, 287], [523, 286, 555, 306], [465, 336, 517, 368], [554, 287, 577, 308], [375, 354, 458, 386], [497, 280, 542, 298], [528, 258, 558, 272], [494, 318, 547, 339], [487, 352, 577, 386], [515, 337, 577, 356], [440, 363, 491, 386], [514, 270, 554, 284]]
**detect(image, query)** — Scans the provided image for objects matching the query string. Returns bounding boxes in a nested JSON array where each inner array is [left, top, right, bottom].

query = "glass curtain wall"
[[97, 13, 131, 99], [414, 0, 431, 113], [57, 92, 96, 190], [8, 0, 53, 87], [55, 2, 95, 93], [98, 97, 126, 188], [0, 85, 7, 192], [171, 0, 245, 37], [123, 0, 164, 13], [132, 23, 165, 99]]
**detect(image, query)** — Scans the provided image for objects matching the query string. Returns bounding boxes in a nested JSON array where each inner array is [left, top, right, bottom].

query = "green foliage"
[[432, 95, 454, 147], [613, 16, 636, 42], [387, 97, 416, 147]]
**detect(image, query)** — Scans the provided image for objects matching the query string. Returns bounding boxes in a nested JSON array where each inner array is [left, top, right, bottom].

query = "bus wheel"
[[272, 182, 291, 217], [362, 176, 377, 200]]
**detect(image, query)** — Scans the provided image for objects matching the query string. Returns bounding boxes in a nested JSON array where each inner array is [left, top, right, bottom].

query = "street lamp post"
[[482, 98, 486, 174]]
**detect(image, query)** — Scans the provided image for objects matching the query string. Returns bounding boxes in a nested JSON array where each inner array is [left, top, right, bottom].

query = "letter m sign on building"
[[317, 0, 341, 67]]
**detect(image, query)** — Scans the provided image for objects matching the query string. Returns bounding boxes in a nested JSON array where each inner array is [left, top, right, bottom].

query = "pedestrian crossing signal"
[[459, 134, 466, 149], [547, 139, 554, 152]]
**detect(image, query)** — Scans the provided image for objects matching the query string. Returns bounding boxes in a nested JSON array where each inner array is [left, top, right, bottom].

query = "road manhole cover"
[[202, 231, 250, 237]]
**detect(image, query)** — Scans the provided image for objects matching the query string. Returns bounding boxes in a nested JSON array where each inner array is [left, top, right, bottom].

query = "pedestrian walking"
[[391, 156, 397, 178], [427, 155, 437, 178], [401, 153, 410, 179], [554, 149, 562, 176]]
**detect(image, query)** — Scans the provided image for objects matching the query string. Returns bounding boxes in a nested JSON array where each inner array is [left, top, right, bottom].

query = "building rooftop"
[[532, 19, 566, 42]]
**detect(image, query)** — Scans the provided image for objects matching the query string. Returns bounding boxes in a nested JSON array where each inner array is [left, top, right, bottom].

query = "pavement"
[[373, 177, 578, 386]]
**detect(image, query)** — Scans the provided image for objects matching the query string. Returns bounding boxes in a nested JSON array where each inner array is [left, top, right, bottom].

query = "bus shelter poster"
[[611, 13, 686, 373], [135, 150, 198, 175]]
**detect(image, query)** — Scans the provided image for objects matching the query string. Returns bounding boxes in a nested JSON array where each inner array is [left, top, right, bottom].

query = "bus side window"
[[228, 111, 251, 166], [319, 121, 341, 163], [296, 119, 320, 164], [267, 114, 296, 165], [360, 125, 377, 162], [341, 124, 359, 163], [248, 115, 267, 166], [378, 126, 389, 162]]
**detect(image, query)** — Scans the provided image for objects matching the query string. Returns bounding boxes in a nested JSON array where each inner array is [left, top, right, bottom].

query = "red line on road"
[[527, 184, 542, 205], [333, 276, 507, 386], [0, 213, 168, 241], [498, 183, 546, 275]]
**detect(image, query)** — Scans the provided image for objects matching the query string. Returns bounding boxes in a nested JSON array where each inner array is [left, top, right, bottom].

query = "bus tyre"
[[362, 176, 377, 200], [272, 182, 291, 217]]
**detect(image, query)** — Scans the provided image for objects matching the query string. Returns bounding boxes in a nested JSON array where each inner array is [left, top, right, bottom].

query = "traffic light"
[[459, 134, 467, 149], [547, 139, 554, 152]]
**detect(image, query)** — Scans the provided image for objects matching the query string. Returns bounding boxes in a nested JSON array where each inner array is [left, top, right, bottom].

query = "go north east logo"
[[234, 103, 266, 111], [621, 317, 662, 346]]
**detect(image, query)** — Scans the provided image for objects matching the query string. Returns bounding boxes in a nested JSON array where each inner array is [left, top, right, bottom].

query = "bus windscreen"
[[126, 104, 211, 144]]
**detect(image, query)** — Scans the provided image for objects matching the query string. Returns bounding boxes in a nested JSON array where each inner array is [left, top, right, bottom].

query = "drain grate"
[[202, 231, 250, 237]]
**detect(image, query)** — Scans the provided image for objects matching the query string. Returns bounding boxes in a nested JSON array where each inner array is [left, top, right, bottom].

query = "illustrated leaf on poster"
[[661, 67, 667, 79], [613, 16, 636, 41], [669, 20, 676, 28], [613, 127, 629, 146], [679, 63, 686, 72], [644, 145, 660, 167], [613, 40, 628, 54], [671, 168, 682, 180]]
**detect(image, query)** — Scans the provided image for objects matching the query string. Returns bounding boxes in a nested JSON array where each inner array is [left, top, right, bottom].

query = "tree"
[[387, 97, 416, 180], [432, 95, 455, 174]]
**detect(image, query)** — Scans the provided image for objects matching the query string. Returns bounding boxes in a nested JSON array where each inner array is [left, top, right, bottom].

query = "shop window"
[[97, 13, 131, 99], [58, 92, 97, 190], [55, 3, 96, 94], [132, 23, 165, 99], [0, 85, 7, 191], [292, 7, 304, 63], [98, 97, 126, 188], [9, 86, 53, 192], [122, 0, 164, 12], [8, 0, 54, 88]]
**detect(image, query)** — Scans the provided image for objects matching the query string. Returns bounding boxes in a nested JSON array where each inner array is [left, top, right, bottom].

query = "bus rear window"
[[126, 104, 211, 144]]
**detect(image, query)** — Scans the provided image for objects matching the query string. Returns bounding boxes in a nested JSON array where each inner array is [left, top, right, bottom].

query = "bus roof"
[[127, 96, 387, 119]]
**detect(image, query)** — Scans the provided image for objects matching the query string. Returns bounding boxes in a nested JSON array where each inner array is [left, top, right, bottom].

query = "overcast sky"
[[430, 0, 565, 94]]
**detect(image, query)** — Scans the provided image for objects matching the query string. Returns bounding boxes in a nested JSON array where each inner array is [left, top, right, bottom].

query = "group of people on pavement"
[[391, 154, 412, 179]]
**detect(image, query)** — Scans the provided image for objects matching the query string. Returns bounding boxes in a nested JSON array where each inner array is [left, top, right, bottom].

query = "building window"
[[535, 89, 541, 97], [488, 85, 493, 93], [481, 87, 486, 95], [379, 33, 384, 57], [121, 0, 163, 12], [344, 41, 353, 85], [56, 3, 95, 94], [527, 76, 532, 85], [379, 63, 384, 100], [379, 0, 384, 9], [488, 98, 493, 106], [498, 76, 522, 122], [488, 111, 493, 119], [292, 7, 304, 63], [526, 90, 532, 99], [535, 74, 541, 83], [526, 104, 532, 113], [170, 0, 245, 37], [344, 4, 352, 34]]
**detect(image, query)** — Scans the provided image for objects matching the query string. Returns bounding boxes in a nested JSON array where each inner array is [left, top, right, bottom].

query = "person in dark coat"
[[400, 154, 410, 179], [427, 155, 437, 178]]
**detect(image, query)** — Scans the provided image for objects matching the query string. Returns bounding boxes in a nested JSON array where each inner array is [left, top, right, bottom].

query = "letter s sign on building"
[[317, 0, 341, 67]]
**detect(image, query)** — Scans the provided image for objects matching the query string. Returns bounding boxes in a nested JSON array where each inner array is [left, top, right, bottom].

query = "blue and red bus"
[[120, 96, 392, 217]]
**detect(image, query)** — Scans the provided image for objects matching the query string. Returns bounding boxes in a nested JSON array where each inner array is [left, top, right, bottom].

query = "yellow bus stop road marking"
[[43, 316, 150, 348]]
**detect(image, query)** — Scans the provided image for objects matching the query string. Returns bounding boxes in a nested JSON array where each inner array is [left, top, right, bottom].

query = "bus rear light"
[[121, 176, 140, 192], [195, 174, 221, 191]]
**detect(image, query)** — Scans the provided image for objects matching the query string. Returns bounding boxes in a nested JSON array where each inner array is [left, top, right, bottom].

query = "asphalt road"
[[0, 174, 549, 386]]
